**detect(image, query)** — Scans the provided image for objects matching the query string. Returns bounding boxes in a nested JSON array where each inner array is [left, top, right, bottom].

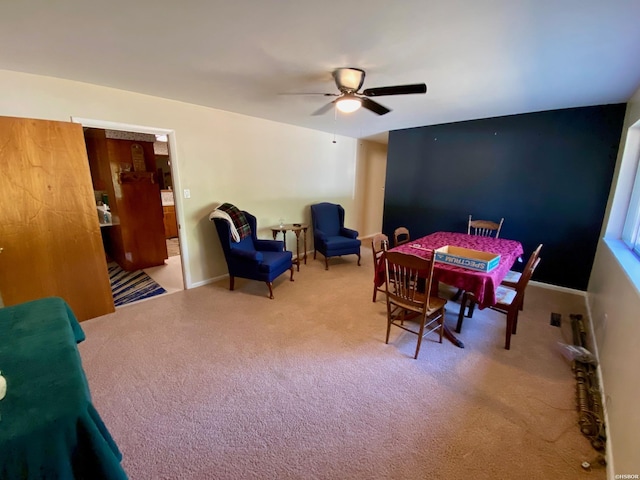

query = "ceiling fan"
[[308, 67, 427, 116]]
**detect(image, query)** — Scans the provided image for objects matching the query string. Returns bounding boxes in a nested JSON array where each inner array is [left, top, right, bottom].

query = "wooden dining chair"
[[393, 226, 411, 247], [452, 214, 506, 302], [462, 244, 541, 319], [467, 215, 504, 238], [456, 256, 541, 350], [371, 233, 389, 302], [384, 251, 447, 359], [501, 243, 542, 311]]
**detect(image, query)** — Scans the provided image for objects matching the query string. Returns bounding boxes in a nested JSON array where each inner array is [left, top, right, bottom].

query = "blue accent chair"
[[213, 211, 294, 299], [310, 202, 361, 270]]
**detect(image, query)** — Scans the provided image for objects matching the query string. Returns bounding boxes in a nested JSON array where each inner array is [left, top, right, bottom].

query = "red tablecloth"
[[376, 232, 524, 308]]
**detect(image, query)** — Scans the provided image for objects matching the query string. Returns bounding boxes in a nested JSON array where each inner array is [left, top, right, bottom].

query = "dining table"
[[376, 231, 524, 348]]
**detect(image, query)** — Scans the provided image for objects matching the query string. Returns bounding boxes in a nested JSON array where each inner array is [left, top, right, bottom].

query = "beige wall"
[[356, 140, 388, 238], [588, 86, 640, 474], [0, 69, 360, 288]]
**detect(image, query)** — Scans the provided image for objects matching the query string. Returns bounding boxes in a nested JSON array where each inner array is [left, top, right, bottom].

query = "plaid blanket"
[[211, 203, 251, 242]]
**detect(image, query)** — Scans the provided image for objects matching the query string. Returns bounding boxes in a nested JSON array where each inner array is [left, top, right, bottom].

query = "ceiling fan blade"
[[360, 97, 391, 116], [311, 100, 337, 116], [362, 83, 427, 97]]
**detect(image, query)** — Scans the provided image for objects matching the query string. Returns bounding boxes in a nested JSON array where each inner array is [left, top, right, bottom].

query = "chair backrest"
[[384, 251, 435, 313], [468, 215, 504, 238], [310, 202, 344, 237], [393, 227, 410, 247], [371, 233, 389, 263], [515, 256, 541, 300], [213, 210, 257, 258], [524, 243, 543, 272]]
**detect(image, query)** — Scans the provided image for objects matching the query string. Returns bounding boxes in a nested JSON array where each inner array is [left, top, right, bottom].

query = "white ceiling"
[[2, 0, 640, 143]]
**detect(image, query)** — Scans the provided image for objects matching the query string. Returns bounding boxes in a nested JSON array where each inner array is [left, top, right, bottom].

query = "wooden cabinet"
[[163, 205, 178, 238], [0, 116, 115, 321], [84, 129, 167, 271]]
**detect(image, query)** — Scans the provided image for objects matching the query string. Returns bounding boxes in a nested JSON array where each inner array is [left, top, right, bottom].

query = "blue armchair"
[[213, 211, 294, 299], [310, 202, 361, 270]]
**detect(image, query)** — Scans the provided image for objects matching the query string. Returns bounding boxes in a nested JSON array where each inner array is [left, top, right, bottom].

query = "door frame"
[[71, 116, 190, 289]]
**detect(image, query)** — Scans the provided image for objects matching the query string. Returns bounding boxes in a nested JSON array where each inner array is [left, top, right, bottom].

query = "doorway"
[[73, 117, 187, 304]]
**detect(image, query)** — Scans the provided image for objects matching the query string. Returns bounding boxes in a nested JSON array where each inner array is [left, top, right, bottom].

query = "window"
[[622, 151, 640, 256], [603, 116, 640, 293]]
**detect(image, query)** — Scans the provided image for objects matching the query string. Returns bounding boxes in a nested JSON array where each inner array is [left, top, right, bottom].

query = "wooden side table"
[[270, 223, 308, 271]]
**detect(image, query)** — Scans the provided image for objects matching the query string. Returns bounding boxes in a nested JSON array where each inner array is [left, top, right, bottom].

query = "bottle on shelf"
[[97, 203, 111, 224]]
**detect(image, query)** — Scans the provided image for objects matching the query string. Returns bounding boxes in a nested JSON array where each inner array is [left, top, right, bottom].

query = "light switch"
[[184, 189, 191, 199]]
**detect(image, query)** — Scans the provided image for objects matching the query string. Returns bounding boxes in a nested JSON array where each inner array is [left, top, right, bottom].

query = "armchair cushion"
[[230, 249, 263, 262], [323, 235, 360, 251], [258, 251, 293, 274]]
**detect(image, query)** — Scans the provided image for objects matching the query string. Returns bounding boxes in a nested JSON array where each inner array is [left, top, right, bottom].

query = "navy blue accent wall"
[[384, 104, 626, 290]]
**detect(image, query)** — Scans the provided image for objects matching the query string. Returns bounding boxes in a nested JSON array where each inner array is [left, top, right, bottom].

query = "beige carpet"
[[78, 249, 605, 479]]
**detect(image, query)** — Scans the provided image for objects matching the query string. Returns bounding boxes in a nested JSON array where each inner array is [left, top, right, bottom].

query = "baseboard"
[[294, 251, 312, 263], [190, 273, 227, 289], [596, 362, 615, 478], [359, 233, 379, 242], [529, 280, 587, 297], [584, 297, 614, 477]]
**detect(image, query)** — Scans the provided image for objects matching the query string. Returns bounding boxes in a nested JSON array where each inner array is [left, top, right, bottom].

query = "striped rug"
[[108, 262, 167, 307]]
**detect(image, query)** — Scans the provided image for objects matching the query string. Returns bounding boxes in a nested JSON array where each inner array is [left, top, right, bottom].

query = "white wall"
[[0, 69, 359, 288], [588, 85, 640, 475]]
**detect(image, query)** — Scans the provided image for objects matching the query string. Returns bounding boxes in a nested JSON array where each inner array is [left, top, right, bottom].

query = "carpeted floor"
[[108, 262, 167, 307], [81, 249, 605, 479]]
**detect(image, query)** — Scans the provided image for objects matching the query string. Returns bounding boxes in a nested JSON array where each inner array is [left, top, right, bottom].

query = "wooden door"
[[0, 116, 114, 321]]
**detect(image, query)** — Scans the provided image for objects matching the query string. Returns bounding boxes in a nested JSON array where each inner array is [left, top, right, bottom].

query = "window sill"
[[603, 238, 640, 293]]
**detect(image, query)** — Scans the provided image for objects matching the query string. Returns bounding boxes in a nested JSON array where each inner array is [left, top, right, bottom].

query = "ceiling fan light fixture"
[[336, 96, 362, 113]]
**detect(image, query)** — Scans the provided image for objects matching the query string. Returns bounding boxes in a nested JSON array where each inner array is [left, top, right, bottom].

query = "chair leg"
[[413, 314, 428, 359], [324, 257, 329, 270], [372, 285, 377, 303], [466, 302, 476, 318], [505, 311, 514, 349], [512, 310, 519, 334], [456, 293, 468, 333], [314, 249, 317, 259], [438, 308, 445, 343], [229, 276, 235, 291], [451, 288, 463, 301], [357, 252, 361, 266], [289, 266, 295, 281], [385, 305, 392, 345], [266, 282, 274, 299]]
